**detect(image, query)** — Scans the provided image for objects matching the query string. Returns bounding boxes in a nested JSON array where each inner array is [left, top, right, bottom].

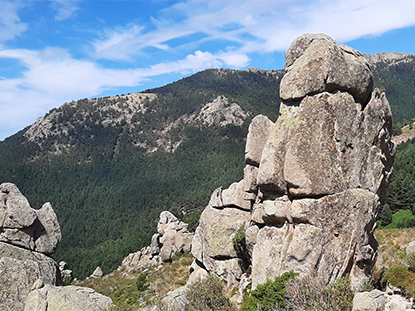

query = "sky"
[[0, 0, 415, 141]]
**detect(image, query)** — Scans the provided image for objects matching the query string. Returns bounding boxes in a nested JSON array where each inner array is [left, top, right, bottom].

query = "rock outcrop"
[[0, 183, 63, 310], [0, 182, 113, 311], [119, 211, 194, 273], [0, 183, 61, 255], [0, 242, 62, 311], [190, 34, 396, 291]]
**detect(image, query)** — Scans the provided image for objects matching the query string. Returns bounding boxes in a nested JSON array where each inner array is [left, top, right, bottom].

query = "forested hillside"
[[0, 68, 283, 278], [0, 54, 414, 279]]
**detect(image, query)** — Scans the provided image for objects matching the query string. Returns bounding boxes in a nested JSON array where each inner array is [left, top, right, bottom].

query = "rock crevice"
[[190, 34, 396, 292]]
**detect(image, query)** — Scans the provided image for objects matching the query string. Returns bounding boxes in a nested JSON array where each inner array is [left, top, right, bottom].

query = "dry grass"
[[75, 252, 194, 310], [146, 252, 193, 295], [375, 228, 415, 268]]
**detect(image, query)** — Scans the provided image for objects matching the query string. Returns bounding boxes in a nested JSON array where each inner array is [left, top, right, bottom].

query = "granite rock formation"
[[190, 33, 396, 291], [0, 182, 112, 311], [119, 211, 194, 273], [0, 183, 61, 255], [0, 183, 63, 310], [0, 242, 62, 311]]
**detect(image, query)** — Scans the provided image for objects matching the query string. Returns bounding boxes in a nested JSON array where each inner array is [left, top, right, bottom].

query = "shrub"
[[385, 210, 415, 229], [186, 275, 234, 311], [136, 273, 148, 291], [241, 271, 298, 311], [408, 253, 415, 272], [286, 274, 353, 311], [62, 273, 73, 286]]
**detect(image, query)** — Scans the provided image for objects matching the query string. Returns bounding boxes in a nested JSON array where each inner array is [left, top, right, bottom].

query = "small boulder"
[[24, 284, 113, 311], [352, 289, 385, 311], [407, 241, 415, 256], [91, 266, 103, 278]]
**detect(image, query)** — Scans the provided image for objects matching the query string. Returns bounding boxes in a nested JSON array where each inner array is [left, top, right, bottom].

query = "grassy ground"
[[75, 252, 194, 310], [375, 227, 415, 268]]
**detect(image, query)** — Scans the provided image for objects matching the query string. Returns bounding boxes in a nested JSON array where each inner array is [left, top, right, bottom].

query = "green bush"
[[285, 275, 353, 311], [408, 253, 415, 272], [241, 271, 298, 311], [136, 273, 148, 291], [386, 210, 415, 229], [186, 275, 234, 311]]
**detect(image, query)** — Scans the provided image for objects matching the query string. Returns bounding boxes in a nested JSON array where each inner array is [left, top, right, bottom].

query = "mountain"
[[365, 52, 415, 123], [0, 54, 414, 279]]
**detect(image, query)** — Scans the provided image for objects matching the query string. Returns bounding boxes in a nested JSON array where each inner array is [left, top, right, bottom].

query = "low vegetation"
[[286, 275, 354, 311], [241, 271, 298, 311], [76, 252, 193, 310], [186, 275, 235, 311], [384, 265, 415, 297]]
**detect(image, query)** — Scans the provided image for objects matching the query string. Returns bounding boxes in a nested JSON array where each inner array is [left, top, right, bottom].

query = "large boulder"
[[280, 33, 373, 104], [24, 284, 113, 311], [0, 183, 61, 255], [256, 89, 394, 198], [190, 33, 395, 291], [0, 242, 62, 311], [0, 183, 113, 311], [352, 289, 385, 311]]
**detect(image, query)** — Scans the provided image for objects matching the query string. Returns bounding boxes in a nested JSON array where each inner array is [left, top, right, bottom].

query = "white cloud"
[[91, 0, 415, 61], [1, 0, 415, 140], [0, 0, 27, 42], [50, 0, 81, 21]]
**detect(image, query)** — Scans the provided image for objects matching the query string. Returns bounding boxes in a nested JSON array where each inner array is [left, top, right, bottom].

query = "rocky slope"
[[190, 33, 396, 293], [24, 92, 250, 154]]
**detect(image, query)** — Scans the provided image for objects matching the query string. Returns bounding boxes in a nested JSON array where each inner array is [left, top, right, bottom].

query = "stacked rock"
[[118, 211, 194, 273], [190, 33, 396, 291]]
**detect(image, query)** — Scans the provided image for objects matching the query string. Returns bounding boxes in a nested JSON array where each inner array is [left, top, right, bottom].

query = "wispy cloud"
[[50, 0, 81, 21], [91, 0, 415, 61], [1, 0, 415, 140], [0, 0, 27, 42]]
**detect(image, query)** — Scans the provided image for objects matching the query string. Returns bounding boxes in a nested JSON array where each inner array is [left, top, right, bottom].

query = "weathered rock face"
[[0, 242, 62, 311], [0, 183, 61, 255], [190, 33, 395, 291], [24, 284, 113, 311], [280, 33, 373, 104], [0, 183, 112, 311], [119, 211, 194, 273], [0, 183, 64, 311]]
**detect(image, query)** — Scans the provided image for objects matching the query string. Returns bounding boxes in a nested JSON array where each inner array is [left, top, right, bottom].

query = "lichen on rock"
[[189, 33, 396, 292]]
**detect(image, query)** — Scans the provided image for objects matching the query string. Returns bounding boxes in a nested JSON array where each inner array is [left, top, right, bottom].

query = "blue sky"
[[0, 0, 415, 141]]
